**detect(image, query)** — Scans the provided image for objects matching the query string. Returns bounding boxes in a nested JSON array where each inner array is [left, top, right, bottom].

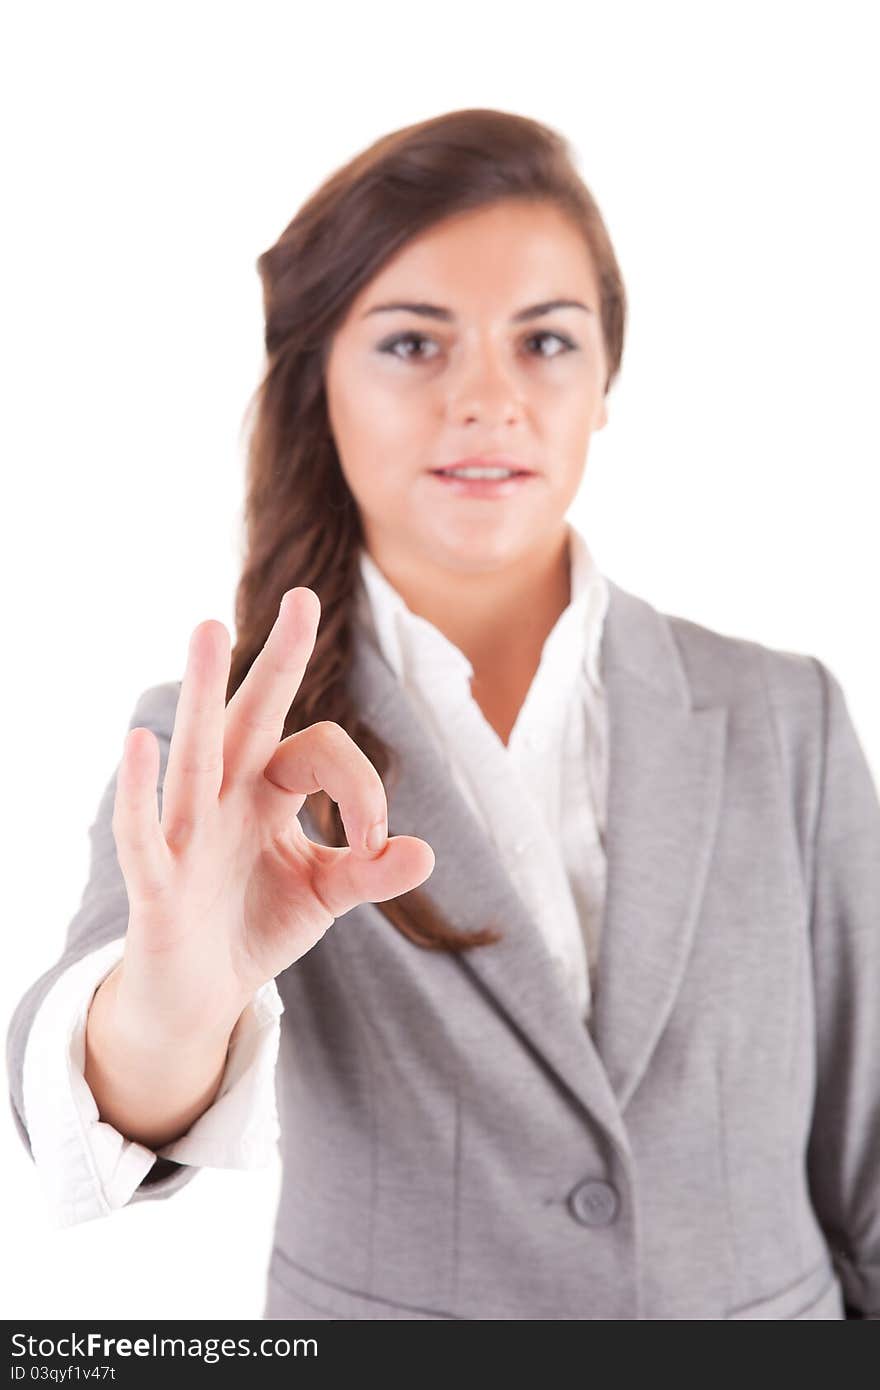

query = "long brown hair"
[[226, 106, 627, 952]]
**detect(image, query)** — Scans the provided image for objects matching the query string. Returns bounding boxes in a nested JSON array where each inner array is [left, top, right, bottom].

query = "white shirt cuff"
[[22, 937, 284, 1229]]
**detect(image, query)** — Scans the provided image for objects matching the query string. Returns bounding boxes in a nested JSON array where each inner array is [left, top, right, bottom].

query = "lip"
[[431, 456, 536, 476], [427, 459, 536, 500]]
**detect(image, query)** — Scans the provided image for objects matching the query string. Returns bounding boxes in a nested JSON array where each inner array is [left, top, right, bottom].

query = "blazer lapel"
[[344, 575, 727, 1148], [589, 580, 729, 1112]]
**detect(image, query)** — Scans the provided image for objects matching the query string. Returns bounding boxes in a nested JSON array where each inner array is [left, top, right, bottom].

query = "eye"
[[376, 328, 577, 363], [378, 331, 440, 362], [525, 330, 577, 358]]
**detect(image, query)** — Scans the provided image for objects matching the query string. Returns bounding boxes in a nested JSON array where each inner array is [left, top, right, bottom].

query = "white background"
[[2, 0, 877, 1320]]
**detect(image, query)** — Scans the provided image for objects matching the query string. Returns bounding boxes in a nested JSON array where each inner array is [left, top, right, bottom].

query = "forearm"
[[84, 963, 244, 1151]]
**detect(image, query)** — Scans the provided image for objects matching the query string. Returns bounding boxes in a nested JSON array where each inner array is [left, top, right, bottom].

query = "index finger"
[[159, 618, 231, 851], [222, 587, 321, 787]]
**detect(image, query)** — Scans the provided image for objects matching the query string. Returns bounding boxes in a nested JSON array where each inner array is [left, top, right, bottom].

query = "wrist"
[[104, 964, 249, 1057]]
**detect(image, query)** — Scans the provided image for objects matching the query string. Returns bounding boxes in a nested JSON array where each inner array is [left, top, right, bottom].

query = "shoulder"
[[652, 602, 837, 851], [664, 605, 824, 711], [654, 603, 831, 806], [607, 577, 827, 719]]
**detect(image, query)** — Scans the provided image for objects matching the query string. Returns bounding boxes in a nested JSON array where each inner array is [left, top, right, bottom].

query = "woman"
[[7, 108, 879, 1320]]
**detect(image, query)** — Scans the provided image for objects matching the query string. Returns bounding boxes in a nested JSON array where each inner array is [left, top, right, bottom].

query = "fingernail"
[[365, 821, 387, 853]]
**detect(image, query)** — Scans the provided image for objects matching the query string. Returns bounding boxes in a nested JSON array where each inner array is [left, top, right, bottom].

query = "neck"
[[361, 527, 573, 739]]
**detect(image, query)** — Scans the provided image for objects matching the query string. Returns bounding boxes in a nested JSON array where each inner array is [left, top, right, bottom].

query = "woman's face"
[[324, 198, 609, 576]]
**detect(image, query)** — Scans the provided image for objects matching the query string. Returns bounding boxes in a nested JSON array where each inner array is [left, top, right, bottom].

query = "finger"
[[264, 720, 389, 856], [310, 835, 436, 919], [223, 588, 321, 787], [160, 619, 230, 850], [112, 727, 171, 903]]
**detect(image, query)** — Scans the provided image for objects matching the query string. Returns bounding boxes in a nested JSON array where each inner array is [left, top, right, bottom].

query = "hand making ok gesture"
[[110, 588, 436, 1041]]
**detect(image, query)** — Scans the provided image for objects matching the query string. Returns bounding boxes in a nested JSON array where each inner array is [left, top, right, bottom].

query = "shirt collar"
[[355, 519, 609, 700]]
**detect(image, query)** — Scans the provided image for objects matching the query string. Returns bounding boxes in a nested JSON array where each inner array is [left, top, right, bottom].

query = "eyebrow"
[[361, 298, 595, 323]]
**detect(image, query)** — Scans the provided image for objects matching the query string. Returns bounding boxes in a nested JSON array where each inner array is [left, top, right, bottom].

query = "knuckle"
[[311, 719, 346, 747], [117, 833, 152, 869], [240, 705, 283, 736], [132, 877, 172, 908], [177, 754, 224, 778]]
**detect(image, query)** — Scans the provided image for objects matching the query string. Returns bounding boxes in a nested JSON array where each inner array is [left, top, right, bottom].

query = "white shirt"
[[22, 518, 610, 1228]]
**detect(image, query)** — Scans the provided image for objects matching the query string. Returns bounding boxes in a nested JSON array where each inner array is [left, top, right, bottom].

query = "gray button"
[[568, 1179, 620, 1227]]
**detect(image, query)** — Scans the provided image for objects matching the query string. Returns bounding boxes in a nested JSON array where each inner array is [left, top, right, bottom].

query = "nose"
[[447, 342, 525, 426]]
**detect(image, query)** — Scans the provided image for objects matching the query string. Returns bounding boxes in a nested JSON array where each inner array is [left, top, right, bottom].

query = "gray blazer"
[[7, 579, 880, 1319]]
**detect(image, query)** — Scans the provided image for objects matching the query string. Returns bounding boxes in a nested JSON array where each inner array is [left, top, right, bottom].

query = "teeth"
[[438, 467, 517, 479]]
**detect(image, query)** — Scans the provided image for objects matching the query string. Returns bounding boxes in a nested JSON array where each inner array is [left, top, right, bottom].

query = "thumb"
[[311, 835, 436, 918]]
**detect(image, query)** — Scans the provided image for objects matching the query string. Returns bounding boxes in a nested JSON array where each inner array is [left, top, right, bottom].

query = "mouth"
[[427, 462, 537, 498]]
